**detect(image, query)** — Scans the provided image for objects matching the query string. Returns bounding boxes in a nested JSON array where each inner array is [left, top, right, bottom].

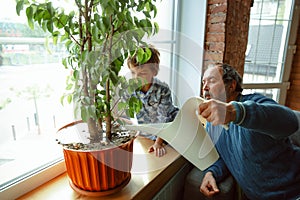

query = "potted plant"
[[16, 0, 159, 196]]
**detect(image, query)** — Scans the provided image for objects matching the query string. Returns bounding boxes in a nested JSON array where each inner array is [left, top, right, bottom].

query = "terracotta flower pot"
[[57, 121, 134, 196]]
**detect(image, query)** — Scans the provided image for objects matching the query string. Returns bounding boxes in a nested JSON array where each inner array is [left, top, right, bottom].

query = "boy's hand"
[[148, 137, 166, 157], [118, 117, 133, 125]]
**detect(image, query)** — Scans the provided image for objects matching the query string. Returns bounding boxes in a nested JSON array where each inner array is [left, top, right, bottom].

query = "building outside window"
[[243, 0, 296, 103]]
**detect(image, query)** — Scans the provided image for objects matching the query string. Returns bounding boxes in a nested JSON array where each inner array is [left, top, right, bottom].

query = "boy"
[[127, 45, 179, 157]]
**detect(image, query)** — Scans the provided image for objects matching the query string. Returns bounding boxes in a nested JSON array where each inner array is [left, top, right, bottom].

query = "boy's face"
[[129, 63, 156, 85]]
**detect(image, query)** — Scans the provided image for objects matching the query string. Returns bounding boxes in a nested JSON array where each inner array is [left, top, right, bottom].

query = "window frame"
[[0, 160, 65, 199]]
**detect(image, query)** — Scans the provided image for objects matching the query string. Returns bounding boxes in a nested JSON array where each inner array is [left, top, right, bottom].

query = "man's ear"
[[230, 80, 237, 92]]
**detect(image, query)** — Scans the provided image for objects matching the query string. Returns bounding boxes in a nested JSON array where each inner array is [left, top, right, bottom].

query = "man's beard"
[[203, 91, 211, 100], [203, 90, 228, 102]]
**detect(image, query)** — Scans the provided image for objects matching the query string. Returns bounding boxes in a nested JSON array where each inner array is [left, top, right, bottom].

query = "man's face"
[[202, 66, 227, 101]]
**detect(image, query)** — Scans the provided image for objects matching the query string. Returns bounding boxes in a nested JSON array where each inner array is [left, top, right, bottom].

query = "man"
[[198, 63, 300, 200]]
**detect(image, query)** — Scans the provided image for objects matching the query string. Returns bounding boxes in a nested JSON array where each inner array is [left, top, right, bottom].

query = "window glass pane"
[[242, 88, 280, 101], [0, 0, 177, 193], [251, 0, 292, 20], [0, 0, 73, 190], [244, 0, 293, 84]]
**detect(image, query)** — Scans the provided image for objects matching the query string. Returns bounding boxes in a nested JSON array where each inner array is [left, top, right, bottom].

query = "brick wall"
[[203, 0, 252, 77], [286, 21, 300, 111], [203, 0, 300, 111]]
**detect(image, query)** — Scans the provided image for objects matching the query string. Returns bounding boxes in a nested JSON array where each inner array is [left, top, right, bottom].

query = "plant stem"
[[105, 14, 115, 140], [106, 79, 111, 140]]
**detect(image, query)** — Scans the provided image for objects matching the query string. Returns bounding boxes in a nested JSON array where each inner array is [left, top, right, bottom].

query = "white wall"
[[132, 0, 207, 108], [173, 0, 207, 107]]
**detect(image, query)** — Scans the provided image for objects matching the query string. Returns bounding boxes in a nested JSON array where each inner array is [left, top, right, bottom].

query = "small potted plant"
[[16, 0, 159, 196]]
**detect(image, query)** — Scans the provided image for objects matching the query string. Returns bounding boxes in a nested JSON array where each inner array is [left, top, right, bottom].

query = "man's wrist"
[[227, 103, 237, 123], [229, 101, 246, 125], [205, 171, 214, 178]]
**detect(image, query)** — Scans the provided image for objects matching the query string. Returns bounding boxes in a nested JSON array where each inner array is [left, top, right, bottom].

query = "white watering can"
[[125, 96, 219, 171]]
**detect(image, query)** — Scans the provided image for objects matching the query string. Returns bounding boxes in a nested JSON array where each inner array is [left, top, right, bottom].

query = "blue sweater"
[[206, 93, 300, 200]]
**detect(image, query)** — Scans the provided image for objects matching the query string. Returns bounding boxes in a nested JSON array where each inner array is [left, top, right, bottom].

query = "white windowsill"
[[14, 137, 189, 200]]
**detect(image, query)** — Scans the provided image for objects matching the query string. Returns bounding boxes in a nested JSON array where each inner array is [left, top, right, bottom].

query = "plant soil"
[[56, 121, 136, 151]]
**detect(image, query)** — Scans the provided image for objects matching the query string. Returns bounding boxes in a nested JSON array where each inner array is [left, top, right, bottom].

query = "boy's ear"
[[153, 63, 159, 76]]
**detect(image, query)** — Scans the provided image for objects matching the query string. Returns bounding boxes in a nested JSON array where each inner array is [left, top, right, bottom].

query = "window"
[[0, 0, 185, 199], [243, 0, 297, 104]]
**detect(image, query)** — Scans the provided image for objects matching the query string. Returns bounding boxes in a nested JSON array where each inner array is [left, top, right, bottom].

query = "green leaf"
[[62, 58, 67, 69], [26, 6, 34, 29], [143, 11, 151, 18], [73, 70, 79, 79], [144, 47, 152, 63], [81, 106, 88, 121], [59, 14, 68, 28], [81, 50, 88, 62], [60, 95, 65, 105], [67, 94, 72, 104], [154, 22, 159, 34], [92, 26, 99, 41], [125, 11, 133, 24], [110, 70, 118, 85], [105, 5, 114, 16], [145, 2, 151, 12], [99, 90, 106, 95], [153, 5, 158, 17], [66, 83, 73, 90], [46, 2, 53, 16], [47, 20, 54, 33], [137, 2, 144, 12], [128, 109, 134, 118], [43, 9, 52, 20], [117, 102, 127, 111], [16, 1, 24, 16], [88, 106, 96, 119], [112, 58, 123, 72], [60, 33, 69, 42], [136, 48, 144, 64], [52, 35, 58, 45]]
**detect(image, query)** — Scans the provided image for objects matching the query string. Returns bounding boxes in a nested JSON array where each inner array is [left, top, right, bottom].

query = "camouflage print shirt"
[[133, 78, 179, 140]]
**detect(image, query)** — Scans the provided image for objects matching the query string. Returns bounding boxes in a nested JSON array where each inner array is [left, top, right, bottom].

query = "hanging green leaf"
[[26, 6, 34, 29], [67, 94, 73, 104], [136, 48, 144, 64]]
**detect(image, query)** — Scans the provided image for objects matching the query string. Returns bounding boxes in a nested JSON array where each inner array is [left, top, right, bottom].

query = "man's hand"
[[200, 171, 220, 197], [199, 99, 236, 126]]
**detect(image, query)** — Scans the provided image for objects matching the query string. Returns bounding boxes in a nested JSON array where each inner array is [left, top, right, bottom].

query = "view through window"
[[0, 0, 178, 198], [243, 0, 295, 102], [0, 0, 73, 192]]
